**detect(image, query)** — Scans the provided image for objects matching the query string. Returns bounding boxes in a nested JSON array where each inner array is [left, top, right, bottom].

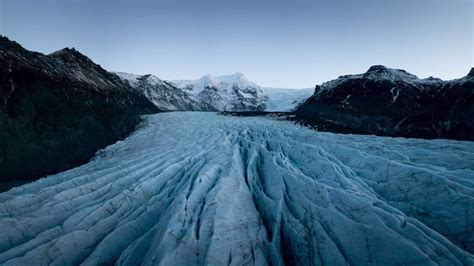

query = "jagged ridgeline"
[[296, 65, 474, 140], [0, 36, 160, 182], [116, 72, 313, 112]]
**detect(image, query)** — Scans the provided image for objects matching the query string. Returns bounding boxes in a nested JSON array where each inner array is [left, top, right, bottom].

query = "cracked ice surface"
[[0, 112, 473, 265]]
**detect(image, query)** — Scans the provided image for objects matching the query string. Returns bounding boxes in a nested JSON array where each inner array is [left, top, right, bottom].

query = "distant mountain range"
[[295, 65, 474, 140], [117, 72, 313, 112]]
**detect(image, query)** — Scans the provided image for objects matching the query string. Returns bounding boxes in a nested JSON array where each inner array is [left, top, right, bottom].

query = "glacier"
[[260, 87, 313, 112], [0, 112, 473, 265]]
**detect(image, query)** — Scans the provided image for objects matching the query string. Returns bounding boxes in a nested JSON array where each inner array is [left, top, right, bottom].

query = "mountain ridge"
[[114, 71, 313, 112], [295, 65, 474, 140], [169, 73, 313, 111], [115, 72, 217, 111]]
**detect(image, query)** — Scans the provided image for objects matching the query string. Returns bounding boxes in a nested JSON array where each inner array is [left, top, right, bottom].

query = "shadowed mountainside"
[[0, 36, 160, 182], [295, 65, 474, 141]]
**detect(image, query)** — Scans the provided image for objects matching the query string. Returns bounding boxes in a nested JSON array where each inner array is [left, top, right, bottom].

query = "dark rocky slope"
[[295, 65, 474, 141], [0, 36, 160, 182]]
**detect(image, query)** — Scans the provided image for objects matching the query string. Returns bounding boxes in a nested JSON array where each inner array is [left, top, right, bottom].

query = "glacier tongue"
[[0, 112, 473, 265]]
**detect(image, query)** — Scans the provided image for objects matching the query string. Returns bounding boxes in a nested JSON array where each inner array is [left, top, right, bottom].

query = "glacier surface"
[[0, 112, 473, 265]]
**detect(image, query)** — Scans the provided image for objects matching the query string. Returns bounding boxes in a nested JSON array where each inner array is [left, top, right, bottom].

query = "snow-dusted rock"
[[0, 112, 473, 265], [116, 72, 216, 111], [116, 72, 312, 112], [296, 66, 474, 140], [171, 73, 267, 111], [171, 73, 312, 111]]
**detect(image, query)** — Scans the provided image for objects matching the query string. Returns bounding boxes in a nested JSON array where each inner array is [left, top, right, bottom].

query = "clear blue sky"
[[0, 0, 472, 88]]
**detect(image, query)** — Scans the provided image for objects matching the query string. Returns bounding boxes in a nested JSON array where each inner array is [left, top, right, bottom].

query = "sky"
[[0, 0, 472, 88]]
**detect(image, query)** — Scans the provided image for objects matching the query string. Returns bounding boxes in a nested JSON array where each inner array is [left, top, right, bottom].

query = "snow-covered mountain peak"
[[169, 73, 313, 111], [214, 72, 250, 83], [195, 72, 259, 91], [195, 74, 218, 90], [115, 71, 313, 112], [167, 73, 265, 111]]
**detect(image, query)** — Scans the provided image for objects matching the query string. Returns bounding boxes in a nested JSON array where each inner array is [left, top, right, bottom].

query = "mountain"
[[295, 65, 474, 140], [0, 36, 160, 182], [170, 73, 312, 111], [170, 73, 267, 111], [115, 72, 311, 112], [115, 72, 216, 111], [1, 112, 473, 264]]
